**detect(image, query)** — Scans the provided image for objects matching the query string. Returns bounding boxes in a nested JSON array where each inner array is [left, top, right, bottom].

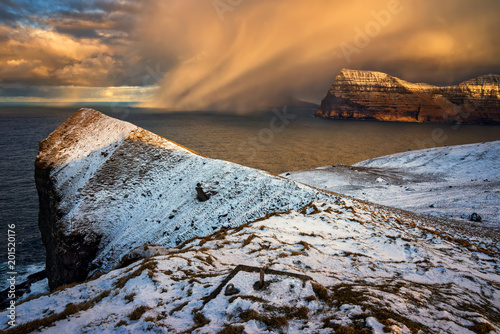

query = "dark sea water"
[[1, 104, 499, 288]]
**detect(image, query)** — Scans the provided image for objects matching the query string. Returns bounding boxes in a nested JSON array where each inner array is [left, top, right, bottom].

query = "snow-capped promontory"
[[35, 108, 329, 290]]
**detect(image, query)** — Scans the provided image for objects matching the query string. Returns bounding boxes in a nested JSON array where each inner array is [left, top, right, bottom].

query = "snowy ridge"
[[36, 108, 137, 201], [1, 200, 498, 333], [36, 109, 331, 278], [354, 140, 500, 173], [282, 141, 500, 247], [338, 68, 436, 92]]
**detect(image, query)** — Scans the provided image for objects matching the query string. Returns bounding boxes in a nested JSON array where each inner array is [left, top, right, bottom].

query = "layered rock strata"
[[316, 69, 500, 124]]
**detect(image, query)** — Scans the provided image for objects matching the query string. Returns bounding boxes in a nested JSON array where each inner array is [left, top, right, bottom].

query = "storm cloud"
[[0, 0, 499, 109]]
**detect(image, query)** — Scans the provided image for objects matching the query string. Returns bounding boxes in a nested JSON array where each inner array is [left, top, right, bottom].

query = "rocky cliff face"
[[35, 108, 328, 290], [316, 69, 500, 124]]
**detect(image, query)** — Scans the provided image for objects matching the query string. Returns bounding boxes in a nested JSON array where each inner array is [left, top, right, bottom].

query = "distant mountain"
[[316, 69, 500, 124]]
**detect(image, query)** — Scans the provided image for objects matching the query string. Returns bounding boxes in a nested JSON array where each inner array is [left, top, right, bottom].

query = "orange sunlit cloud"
[[136, 0, 500, 111], [0, 25, 115, 85], [0, 0, 499, 108]]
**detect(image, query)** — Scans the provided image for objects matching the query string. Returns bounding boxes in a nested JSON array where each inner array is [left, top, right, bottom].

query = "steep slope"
[[282, 141, 500, 244], [1, 200, 498, 333], [316, 69, 500, 124], [35, 108, 329, 290]]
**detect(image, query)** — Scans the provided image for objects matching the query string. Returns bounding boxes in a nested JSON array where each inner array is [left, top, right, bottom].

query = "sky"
[[0, 0, 499, 110]]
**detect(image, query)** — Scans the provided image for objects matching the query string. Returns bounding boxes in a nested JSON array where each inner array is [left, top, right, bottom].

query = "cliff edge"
[[35, 108, 326, 290], [316, 69, 500, 124]]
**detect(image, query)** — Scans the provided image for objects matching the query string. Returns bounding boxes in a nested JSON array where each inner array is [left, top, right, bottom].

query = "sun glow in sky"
[[0, 0, 499, 109]]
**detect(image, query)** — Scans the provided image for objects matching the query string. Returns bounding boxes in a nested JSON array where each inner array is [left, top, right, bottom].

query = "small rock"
[[469, 213, 482, 222], [224, 283, 240, 296], [196, 183, 210, 202]]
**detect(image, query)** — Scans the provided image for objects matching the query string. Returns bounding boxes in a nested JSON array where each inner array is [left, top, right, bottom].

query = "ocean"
[[1, 104, 499, 289]]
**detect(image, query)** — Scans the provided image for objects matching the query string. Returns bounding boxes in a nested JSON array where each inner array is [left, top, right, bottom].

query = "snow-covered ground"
[[3, 111, 498, 333], [1, 199, 498, 333], [282, 141, 500, 235]]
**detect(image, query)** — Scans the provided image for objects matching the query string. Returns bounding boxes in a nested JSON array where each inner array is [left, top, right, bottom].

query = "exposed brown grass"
[[311, 282, 330, 303], [53, 281, 81, 292], [322, 316, 371, 334], [238, 309, 260, 322], [329, 284, 369, 307], [299, 232, 324, 238], [114, 259, 157, 289], [128, 305, 151, 321], [4, 290, 111, 334], [169, 301, 189, 315], [15, 290, 52, 306], [263, 305, 309, 320], [193, 311, 210, 327], [314, 282, 428, 333], [304, 295, 317, 302], [124, 292, 136, 304], [242, 234, 256, 247], [290, 251, 304, 256], [263, 315, 288, 330], [216, 324, 245, 334], [468, 321, 495, 334], [238, 309, 288, 330], [367, 307, 425, 333], [115, 319, 128, 327], [194, 254, 215, 267], [252, 211, 283, 223], [297, 240, 312, 252]]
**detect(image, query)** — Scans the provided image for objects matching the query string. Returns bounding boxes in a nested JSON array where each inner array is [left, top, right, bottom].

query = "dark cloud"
[[0, 83, 47, 97], [0, 0, 145, 88]]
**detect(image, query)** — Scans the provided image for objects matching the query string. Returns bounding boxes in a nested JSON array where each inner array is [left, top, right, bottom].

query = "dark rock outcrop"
[[0, 271, 46, 309], [35, 108, 326, 290], [196, 183, 210, 202], [470, 212, 482, 222], [316, 69, 500, 124]]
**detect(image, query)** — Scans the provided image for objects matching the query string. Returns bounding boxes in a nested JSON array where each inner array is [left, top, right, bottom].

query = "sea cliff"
[[316, 69, 500, 124]]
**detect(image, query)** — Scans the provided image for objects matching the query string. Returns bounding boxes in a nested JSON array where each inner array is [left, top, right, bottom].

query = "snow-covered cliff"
[[35, 108, 328, 290]]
